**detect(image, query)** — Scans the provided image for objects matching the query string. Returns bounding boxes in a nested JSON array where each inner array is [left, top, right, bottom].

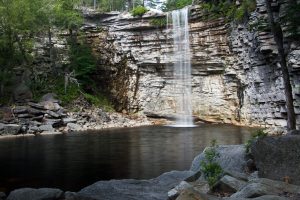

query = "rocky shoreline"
[[0, 93, 152, 138], [1, 135, 300, 200]]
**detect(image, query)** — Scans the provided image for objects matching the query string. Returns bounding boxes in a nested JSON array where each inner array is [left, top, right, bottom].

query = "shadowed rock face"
[[251, 135, 300, 185], [83, 0, 300, 130]]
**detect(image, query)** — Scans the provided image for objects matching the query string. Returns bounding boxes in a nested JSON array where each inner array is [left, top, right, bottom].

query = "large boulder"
[[13, 83, 33, 102], [227, 195, 290, 200], [251, 135, 300, 185], [7, 188, 63, 200], [213, 175, 247, 193], [0, 123, 21, 135], [0, 107, 15, 122], [230, 178, 300, 198], [175, 188, 220, 200], [78, 171, 195, 200], [40, 93, 59, 103], [190, 145, 246, 173]]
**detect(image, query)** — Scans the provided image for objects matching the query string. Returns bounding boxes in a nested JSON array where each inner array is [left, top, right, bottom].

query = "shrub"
[[245, 129, 267, 154], [281, 2, 300, 39], [200, 0, 256, 23], [200, 139, 223, 187], [69, 40, 96, 89], [163, 0, 193, 11], [150, 18, 168, 27], [83, 92, 115, 112], [131, 6, 148, 17], [53, 79, 81, 105]]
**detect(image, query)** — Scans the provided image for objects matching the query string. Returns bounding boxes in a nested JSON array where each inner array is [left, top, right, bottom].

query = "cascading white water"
[[168, 7, 195, 127]]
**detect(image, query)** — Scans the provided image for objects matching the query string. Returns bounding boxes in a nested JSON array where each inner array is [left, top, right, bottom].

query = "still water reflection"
[[0, 124, 254, 193]]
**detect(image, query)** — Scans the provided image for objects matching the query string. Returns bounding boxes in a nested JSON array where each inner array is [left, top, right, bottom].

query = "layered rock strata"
[[83, 0, 300, 130]]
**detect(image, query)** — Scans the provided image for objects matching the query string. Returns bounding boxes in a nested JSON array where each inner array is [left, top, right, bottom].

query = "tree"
[[265, 0, 296, 130], [145, 0, 164, 9], [128, 0, 133, 10], [163, 0, 193, 11]]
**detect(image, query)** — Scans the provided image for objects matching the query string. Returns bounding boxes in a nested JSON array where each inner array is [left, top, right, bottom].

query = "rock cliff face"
[[83, 0, 300, 130]]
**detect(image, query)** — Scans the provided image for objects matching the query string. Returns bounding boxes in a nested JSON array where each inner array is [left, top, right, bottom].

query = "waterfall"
[[168, 7, 195, 127]]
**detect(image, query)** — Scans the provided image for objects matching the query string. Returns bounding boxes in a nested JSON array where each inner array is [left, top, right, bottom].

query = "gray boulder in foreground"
[[226, 195, 289, 200], [78, 170, 195, 200], [251, 135, 300, 185], [190, 145, 246, 173], [7, 188, 64, 200]]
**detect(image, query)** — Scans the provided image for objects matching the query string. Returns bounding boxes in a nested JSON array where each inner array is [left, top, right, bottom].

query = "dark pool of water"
[[0, 124, 255, 193]]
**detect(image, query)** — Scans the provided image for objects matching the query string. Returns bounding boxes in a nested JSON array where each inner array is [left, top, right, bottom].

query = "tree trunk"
[[48, 27, 53, 60], [265, 0, 296, 130], [128, 0, 133, 10], [69, 29, 77, 44], [0, 84, 4, 96]]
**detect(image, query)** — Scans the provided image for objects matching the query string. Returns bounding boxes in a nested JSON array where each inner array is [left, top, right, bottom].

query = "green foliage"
[[0, 0, 82, 65], [249, 18, 270, 32], [83, 93, 115, 112], [131, 6, 148, 17], [53, 78, 81, 105], [81, 0, 143, 12], [69, 40, 96, 88], [200, 0, 256, 23], [53, 0, 83, 30], [150, 18, 167, 27], [200, 139, 223, 187], [281, 2, 300, 39], [245, 129, 267, 154], [0, 69, 14, 105], [163, 0, 193, 11]]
